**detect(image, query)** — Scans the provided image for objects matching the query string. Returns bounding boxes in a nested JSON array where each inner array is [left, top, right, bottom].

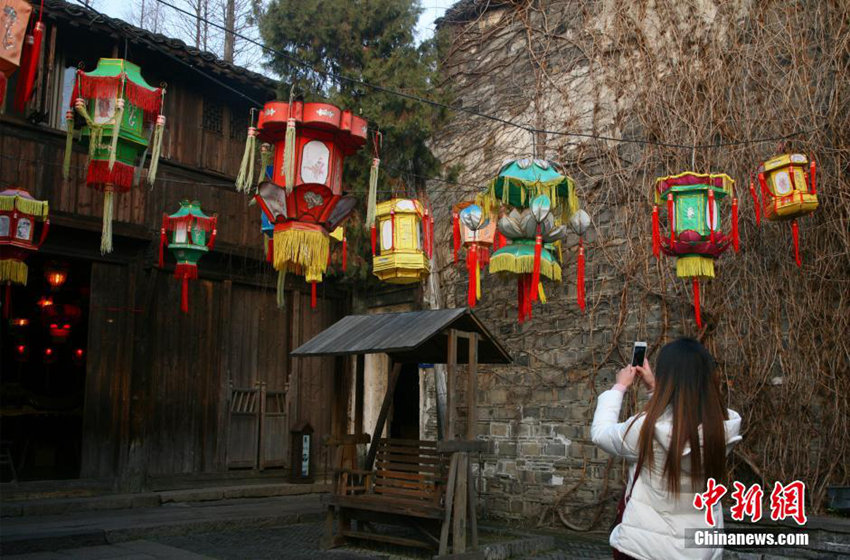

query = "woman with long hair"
[[592, 338, 742, 560]]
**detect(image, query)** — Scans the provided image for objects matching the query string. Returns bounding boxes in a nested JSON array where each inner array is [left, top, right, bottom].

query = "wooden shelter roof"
[[291, 308, 511, 364]]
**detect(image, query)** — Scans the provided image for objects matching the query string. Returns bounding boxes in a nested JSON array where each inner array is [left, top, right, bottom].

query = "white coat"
[[591, 388, 742, 560]]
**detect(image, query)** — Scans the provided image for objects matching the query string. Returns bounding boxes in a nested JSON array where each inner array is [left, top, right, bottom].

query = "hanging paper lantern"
[[0, 187, 49, 317], [652, 171, 737, 328], [754, 153, 818, 267], [372, 198, 431, 284], [452, 202, 496, 307], [253, 101, 367, 308], [68, 58, 166, 254], [570, 209, 591, 312], [482, 158, 582, 322], [159, 200, 217, 314], [43, 303, 81, 343], [0, 0, 33, 108]]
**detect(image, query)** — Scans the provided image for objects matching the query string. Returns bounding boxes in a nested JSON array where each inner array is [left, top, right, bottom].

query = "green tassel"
[[276, 269, 286, 309], [148, 115, 165, 185], [366, 157, 379, 227], [235, 126, 256, 192], [283, 118, 296, 193], [108, 100, 124, 171], [259, 143, 273, 189], [63, 111, 74, 180], [101, 190, 114, 254]]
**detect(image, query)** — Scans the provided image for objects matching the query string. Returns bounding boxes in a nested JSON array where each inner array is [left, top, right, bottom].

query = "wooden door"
[[224, 284, 290, 470]]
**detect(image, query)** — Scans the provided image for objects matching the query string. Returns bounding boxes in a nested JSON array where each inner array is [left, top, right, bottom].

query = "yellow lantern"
[[372, 198, 430, 284], [754, 153, 818, 266]]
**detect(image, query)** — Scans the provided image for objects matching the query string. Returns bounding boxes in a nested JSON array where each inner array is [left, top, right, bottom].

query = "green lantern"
[[68, 58, 166, 254], [159, 200, 217, 313]]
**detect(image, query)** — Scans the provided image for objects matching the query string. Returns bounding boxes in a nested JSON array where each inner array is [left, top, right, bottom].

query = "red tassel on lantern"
[[517, 276, 525, 324], [791, 220, 801, 267], [530, 228, 542, 302], [429, 216, 435, 258], [342, 233, 347, 272], [14, 21, 44, 113], [452, 212, 460, 264], [370, 225, 377, 256], [692, 277, 702, 329], [749, 174, 761, 226], [493, 231, 506, 252], [731, 197, 739, 252], [809, 158, 817, 194], [577, 239, 586, 312], [181, 276, 189, 314], [467, 244, 477, 308], [758, 172, 770, 217], [651, 205, 660, 258], [158, 226, 166, 267], [311, 282, 317, 308]]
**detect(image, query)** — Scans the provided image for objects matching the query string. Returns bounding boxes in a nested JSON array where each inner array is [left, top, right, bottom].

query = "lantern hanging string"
[[73, 0, 821, 153]]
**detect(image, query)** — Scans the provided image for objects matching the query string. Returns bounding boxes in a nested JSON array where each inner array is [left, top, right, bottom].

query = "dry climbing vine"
[[429, 0, 850, 526]]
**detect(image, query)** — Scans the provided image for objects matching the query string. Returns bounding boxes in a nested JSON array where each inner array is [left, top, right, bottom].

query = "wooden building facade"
[[0, 0, 348, 488]]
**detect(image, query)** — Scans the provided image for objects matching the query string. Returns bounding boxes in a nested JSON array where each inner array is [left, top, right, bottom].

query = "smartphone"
[[631, 342, 647, 367]]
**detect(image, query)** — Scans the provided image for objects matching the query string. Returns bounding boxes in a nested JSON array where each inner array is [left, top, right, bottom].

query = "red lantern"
[[0, 0, 33, 106], [0, 188, 49, 317], [253, 101, 367, 308], [45, 267, 68, 290], [42, 303, 81, 343]]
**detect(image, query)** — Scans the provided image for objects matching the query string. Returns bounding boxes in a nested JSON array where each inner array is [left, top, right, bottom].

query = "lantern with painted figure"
[[67, 58, 166, 254], [652, 171, 738, 328], [0, 187, 49, 317], [159, 200, 217, 314], [482, 158, 583, 322], [753, 153, 818, 266], [252, 100, 367, 307], [0, 0, 32, 107], [372, 198, 431, 284], [452, 202, 496, 307]]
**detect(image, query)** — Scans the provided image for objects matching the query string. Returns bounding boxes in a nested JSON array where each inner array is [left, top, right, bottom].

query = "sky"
[[92, 0, 449, 65]]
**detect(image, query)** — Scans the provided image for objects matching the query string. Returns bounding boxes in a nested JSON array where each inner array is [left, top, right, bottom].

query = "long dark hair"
[[633, 338, 728, 496]]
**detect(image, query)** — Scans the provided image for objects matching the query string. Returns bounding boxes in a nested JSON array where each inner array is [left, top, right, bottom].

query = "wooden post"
[[467, 333, 478, 440], [438, 452, 460, 555], [364, 362, 401, 471], [452, 452, 469, 553], [468, 455, 479, 548], [258, 381, 267, 470], [355, 354, 364, 436], [446, 329, 457, 441]]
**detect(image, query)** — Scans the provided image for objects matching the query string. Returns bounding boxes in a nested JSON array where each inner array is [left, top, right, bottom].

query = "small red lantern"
[[42, 303, 81, 343], [14, 343, 29, 362], [252, 101, 367, 308], [43, 346, 56, 364], [72, 348, 85, 367], [0, 187, 49, 317], [36, 296, 53, 308], [45, 267, 68, 291], [159, 200, 217, 313]]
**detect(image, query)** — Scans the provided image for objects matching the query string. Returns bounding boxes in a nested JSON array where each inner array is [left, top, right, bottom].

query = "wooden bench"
[[327, 438, 450, 549]]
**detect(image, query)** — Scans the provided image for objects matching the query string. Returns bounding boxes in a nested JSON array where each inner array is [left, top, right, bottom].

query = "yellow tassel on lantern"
[[0, 260, 28, 284], [489, 253, 563, 281], [676, 255, 715, 279], [272, 226, 329, 284]]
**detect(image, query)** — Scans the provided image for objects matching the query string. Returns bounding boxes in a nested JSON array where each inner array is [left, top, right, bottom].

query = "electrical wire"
[[74, 0, 816, 152]]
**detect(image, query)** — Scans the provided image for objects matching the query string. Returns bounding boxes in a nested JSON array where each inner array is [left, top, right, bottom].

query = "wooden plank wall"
[[79, 261, 345, 480]]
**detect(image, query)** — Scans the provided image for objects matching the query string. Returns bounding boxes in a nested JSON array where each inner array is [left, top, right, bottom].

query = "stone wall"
[[424, 0, 849, 524]]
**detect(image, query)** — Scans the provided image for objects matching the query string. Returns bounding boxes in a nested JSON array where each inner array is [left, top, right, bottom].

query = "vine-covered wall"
[[426, 0, 849, 526]]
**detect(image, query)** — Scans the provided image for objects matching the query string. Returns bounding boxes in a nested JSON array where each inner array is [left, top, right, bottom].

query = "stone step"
[[0, 482, 330, 517]]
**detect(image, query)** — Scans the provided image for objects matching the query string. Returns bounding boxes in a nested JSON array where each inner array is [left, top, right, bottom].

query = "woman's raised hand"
[[635, 358, 655, 391], [615, 365, 637, 388]]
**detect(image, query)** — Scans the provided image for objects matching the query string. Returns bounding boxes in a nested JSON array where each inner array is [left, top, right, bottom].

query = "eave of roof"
[[291, 307, 512, 365], [42, 0, 277, 96]]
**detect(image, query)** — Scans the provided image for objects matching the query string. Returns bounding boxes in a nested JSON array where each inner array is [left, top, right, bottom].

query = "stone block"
[[490, 421, 511, 438]]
